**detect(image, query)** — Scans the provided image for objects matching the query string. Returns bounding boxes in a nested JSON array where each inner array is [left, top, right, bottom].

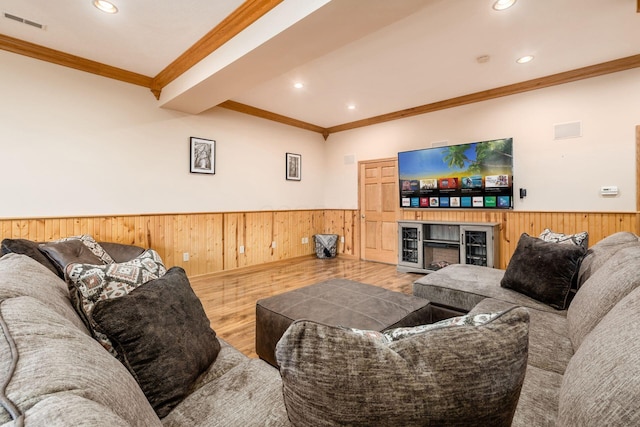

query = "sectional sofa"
[[414, 231, 640, 426]]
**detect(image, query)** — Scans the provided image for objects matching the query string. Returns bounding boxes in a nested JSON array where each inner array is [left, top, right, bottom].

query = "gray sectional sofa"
[[414, 231, 640, 426]]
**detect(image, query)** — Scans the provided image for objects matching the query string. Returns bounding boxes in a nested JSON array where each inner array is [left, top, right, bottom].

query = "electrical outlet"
[[271, 241, 277, 248], [341, 236, 345, 243], [302, 237, 309, 244], [183, 252, 189, 262], [239, 246, 245, 254]]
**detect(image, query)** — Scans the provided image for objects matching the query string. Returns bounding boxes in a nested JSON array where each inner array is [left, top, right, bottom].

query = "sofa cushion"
[[567, 245, 640, 350], [413, 264, 561, 314], [558, 286, 640, 426], [39, 239, 105, 277], [56, 234, 115, 265], [99, 242, 146, 263], [66, 249, 166, 353], [276, 307, 529, 427], [577, 231, 640, 287], [538, 228, 589, 248], [0, 253, 88, 333], [510, 365, 564, 427], [0, 238, 59, 276], [162, 359, 290, 427], [470, 298, 572, 375], [92, 267, 220, 418], [500, 234, 586, 310], [0, 296, 161, 426]]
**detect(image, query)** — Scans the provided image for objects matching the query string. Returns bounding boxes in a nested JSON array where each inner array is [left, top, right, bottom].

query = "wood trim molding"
[[219, 100, 328, 137], [0, 33, 153, 88], [150, 0, 284, 99], [325, 54, 640, 135]]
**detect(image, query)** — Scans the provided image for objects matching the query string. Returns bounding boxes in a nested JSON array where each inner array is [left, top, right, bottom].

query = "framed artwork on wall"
[[286, 152, 301, 181], [190, 137, 215, 174]]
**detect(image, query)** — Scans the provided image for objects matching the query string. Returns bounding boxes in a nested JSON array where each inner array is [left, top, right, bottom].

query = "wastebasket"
[[313, 234, 338, 258]]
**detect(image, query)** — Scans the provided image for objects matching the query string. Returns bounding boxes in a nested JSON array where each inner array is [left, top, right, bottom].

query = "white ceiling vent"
[[3, 12, 46, 30]]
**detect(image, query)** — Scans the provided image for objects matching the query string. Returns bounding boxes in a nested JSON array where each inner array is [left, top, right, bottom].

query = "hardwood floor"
[[189, 255, 419, 358]]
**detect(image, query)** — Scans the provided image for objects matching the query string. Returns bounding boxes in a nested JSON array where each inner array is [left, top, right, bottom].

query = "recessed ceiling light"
[[516, 55, 534, 64], [293, 82, 304, 89], [492, 0, 516, 11], [347, 104, 356, 110], [93, 0, 118, 14]]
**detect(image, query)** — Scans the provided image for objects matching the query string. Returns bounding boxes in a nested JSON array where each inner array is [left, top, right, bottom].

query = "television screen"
[[398, 138, 513, 209]]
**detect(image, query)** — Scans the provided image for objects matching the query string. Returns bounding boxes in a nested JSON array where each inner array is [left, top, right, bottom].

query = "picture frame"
[[286, 152, 301, 181], [190, 137, 215, 174]]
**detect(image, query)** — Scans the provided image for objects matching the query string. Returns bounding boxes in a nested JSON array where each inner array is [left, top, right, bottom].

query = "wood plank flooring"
[[189, 255, 419, 358]]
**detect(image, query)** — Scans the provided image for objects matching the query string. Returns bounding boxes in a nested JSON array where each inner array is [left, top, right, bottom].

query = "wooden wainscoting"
[[0, 209, 357, 277], [402, 210, 640, 269], [1, 209, 638, 275]]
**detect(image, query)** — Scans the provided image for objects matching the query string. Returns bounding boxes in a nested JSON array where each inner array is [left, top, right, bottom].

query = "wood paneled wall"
[[401, 210, 640, 269], [0, 210, 357, 277], [1, 209, 638, 275]]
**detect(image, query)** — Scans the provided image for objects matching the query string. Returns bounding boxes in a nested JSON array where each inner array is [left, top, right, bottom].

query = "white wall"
[[324, 68, 640, 212], [2, 50, 639, 217], [0, 51, 326, 218]]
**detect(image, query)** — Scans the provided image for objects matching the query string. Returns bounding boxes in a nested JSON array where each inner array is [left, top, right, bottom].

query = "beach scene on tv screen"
[[398, 138, 513, 209]]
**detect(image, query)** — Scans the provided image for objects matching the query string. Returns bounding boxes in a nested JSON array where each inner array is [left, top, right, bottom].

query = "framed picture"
[[190, 137, 215, 174], [286, 153, 301, 181]]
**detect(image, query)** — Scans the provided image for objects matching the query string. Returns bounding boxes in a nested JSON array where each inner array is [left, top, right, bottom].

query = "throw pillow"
[[539, 228, 589, 249], [276, 307, 529, 427], [66, 249, 167, 353], [39, 239, 105, 278], [501, 233, 586, 309], [0, 238, 59, 276], [92, 267, 221, 418]]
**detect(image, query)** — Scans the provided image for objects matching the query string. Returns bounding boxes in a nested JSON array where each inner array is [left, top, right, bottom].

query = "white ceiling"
[[2, 0, 639, 129]]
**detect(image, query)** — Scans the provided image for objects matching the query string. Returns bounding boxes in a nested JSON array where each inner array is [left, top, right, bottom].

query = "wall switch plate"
[[239, 245, 245, 254], [341, 236, 345, 243], [271, 241, 277, 248], [183, 252, 189, 262]]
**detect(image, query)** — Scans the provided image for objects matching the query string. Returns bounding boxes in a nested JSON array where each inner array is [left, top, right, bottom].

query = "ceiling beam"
[[150, 0, 284, 99], [0, 33, 153, 88], [219, 100, 328, 138], [325, 54, 640, 135]]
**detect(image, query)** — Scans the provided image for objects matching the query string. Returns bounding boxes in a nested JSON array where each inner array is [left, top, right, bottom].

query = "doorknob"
[[361, 214, 366, 219]]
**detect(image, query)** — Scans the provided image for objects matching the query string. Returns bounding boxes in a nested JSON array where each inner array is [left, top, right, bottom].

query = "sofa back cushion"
[[558, 286, 640, 426], [567, 245, 640, 350], [577, 231, 640, 287], [0, 253, 87, 332], [0, 254, 162, 426], [276, 308, 529, 427]]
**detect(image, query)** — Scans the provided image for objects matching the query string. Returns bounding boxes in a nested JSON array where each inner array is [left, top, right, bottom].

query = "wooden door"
[[359, 158, 400, 264]]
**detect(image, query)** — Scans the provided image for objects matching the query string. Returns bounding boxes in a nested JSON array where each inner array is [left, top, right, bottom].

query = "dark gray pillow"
[[39, 239, 104, 277], [501, 233, 586, 309], [276, 308, 529, 427], [91, 266, 220, 418], [1, 238, 59, 276]]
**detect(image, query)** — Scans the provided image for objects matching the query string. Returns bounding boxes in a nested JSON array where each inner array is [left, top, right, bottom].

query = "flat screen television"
[[398, 138, 513, 209]]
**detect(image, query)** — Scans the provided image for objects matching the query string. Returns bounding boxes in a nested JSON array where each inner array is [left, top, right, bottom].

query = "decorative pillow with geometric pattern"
[[539, 228, 589, 249], [66, 249, 166, 354]]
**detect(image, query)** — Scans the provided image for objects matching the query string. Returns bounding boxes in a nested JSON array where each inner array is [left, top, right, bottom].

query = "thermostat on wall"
[[600, 186, 619, 196]]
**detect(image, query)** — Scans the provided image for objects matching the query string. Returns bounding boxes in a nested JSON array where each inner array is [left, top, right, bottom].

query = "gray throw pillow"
[[501, 233, 586, 309], [0, 238, 59, 276], [276, 307, 529, 427], [92, 266, 221, 418]]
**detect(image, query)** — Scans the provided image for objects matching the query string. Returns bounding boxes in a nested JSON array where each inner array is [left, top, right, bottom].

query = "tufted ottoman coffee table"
[[255, 278, 432, 366]]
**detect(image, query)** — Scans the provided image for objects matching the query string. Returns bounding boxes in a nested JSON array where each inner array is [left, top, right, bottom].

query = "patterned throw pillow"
[[349, 312, 502, 343], [56, 234, 115, 265], [66, 249, 166, 353], [539, 228, 589, 249]]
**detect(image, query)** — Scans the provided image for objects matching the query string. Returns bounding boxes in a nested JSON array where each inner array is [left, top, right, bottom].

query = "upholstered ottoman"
[[256, 278, 432, 366]]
